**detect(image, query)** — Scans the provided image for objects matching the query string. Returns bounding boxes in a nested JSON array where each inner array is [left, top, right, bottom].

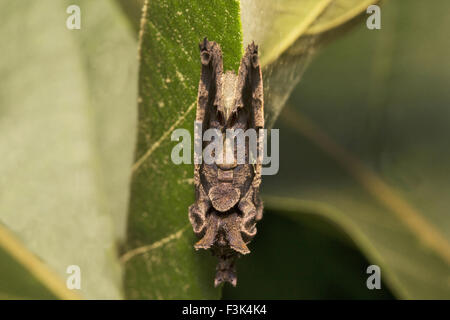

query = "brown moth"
[[189, 38, 264, 287]]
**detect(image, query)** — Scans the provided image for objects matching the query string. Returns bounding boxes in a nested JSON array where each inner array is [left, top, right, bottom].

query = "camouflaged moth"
[[189, 38, 264, 287]]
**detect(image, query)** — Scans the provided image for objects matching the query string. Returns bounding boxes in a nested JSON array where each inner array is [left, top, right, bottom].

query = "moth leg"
[[188, 181, 210, 238], [221, 212, 250, 255], [252, 163, 263, 221], [253, 187, 264, 221], [238, 191, 258, 243], [194, 211, 219, 250]]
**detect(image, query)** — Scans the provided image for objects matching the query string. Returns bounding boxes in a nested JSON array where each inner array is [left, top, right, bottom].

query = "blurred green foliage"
[[0, 0, 137, 299]]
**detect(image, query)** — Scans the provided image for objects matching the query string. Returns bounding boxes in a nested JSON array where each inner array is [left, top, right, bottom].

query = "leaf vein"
[[120, 224, 189, 264], [131, 101, 196, 173]]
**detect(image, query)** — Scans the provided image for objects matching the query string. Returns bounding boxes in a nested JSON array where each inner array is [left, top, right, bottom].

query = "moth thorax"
[[221, 71, 238, 121]]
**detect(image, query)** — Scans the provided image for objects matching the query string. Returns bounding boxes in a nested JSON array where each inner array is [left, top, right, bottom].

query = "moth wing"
[[234, 42, 264, 130], [196, 37, 224, 130]]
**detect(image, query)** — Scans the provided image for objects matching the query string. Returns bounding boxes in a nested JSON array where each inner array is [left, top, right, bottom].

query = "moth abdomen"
[[189, 37, 264, 287]]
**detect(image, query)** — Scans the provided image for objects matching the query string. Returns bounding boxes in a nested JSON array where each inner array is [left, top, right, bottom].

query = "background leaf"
[[0, 0, 137, 299], [0, 224, 61, 299], [241, 0, 381, 126], [116, 0, 145, 34], [260, 0, 450, 299], [222, 207, 394, 299], [124, 0, 242, 299]]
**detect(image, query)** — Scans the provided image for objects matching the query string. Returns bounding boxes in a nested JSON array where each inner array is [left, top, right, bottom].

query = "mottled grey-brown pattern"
[[189, 38, 264, 287]]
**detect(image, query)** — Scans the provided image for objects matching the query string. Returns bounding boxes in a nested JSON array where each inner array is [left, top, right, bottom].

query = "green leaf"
[[0, 0, 138, 299], [305, 0, 378, 35], [124, 0, 242, 299], [265, 0, 450, 299]]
